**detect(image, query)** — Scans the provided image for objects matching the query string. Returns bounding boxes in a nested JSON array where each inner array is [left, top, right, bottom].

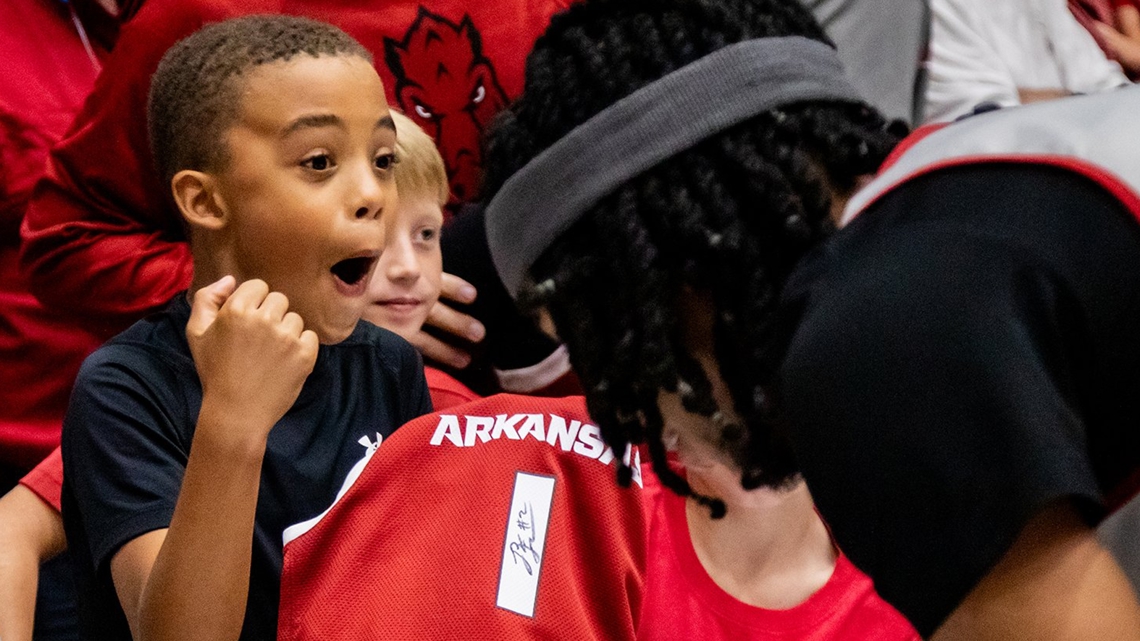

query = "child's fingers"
[[1095, 20, 1140, 72], [409, 331, 472, 370], [298, 329, 320, 369], [426, 300, 485, 343], [281, 312, 305, 339], [1118, 5, 1140, 39], [260, 291, 290, 321], [224, 279, 271, 313], [186, 275, 237, 336], [440, 272, 478, 304]]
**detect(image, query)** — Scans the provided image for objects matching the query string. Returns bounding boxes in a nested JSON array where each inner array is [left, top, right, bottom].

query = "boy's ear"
[[171, 170, 227, 231]]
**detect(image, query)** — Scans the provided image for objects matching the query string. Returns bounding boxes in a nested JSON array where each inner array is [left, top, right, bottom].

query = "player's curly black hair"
[[148, 14, 372, 184], [483, 0, 905, 516]]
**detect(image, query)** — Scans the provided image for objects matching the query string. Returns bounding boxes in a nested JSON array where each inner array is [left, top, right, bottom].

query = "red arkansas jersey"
[[278, 394, 647, 640]]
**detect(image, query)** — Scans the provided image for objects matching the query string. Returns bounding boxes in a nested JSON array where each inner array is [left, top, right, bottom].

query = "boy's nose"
[[350, 165, 390, 220], [385, 237, 420, 282]]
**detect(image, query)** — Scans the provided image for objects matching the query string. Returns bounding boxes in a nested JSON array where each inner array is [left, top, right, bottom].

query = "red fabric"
[[425, 365, 480, 411], [19, 447, 64, 512], [637, 468, 919, 640], [279, 394, 647, 640], [0, 0, 107, 472], [21, 0, 573, 337]]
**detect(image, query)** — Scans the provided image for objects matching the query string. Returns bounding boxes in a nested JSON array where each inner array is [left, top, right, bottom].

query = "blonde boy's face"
[[363, 196, 444, 341], [211, 54, 396, 343]]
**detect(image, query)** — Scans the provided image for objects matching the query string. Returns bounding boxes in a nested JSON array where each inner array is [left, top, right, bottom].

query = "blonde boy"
[[365, 110, 477, 409]]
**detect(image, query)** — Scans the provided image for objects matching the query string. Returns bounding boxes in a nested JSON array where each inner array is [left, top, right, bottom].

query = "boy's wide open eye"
[[301, 153, 333, 172], [415, 226, 438, 244], [375, 153, 397, 172]]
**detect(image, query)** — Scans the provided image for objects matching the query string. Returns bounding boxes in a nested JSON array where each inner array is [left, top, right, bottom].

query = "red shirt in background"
[[1, 0, 114, 475], [637, 467, 920, 640], [424, 365, 480, 411], [20, 448, 64, 511]]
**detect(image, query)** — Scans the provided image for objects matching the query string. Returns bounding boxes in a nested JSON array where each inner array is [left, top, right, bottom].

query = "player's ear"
[[171, 170, 228, 231]]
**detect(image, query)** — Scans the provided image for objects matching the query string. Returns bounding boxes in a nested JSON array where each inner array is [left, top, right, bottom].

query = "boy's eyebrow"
[[281, 114, 396, 136], [282, 113, 344, 136]]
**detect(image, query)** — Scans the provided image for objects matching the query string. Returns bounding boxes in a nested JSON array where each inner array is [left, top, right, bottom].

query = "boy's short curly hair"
[[148, 14, 372, 184]]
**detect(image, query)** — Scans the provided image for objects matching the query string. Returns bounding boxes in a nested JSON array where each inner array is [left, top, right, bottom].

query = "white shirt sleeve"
[[924, 0, 1131, 123], [924, 0, 1022, 123]]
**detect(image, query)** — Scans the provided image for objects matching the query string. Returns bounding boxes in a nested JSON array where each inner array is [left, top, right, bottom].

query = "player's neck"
[[684, 478, 837, 610], [828, 173, 875, 225]]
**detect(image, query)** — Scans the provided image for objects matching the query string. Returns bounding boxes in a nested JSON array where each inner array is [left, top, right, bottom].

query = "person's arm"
[[0, 485, 67, 641], [19, 0, 211, 335], [109, 277, 318, 641], [933, 500, 1140, 641]]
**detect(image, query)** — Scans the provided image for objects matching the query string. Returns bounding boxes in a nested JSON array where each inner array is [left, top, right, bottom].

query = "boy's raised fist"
[[187, 276, 320, 438]]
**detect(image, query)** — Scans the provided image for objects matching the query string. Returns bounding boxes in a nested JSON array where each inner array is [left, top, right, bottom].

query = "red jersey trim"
[[19, 447, 64, 512], [848, 154, 1140, 227], [875, 123, 949, 174]]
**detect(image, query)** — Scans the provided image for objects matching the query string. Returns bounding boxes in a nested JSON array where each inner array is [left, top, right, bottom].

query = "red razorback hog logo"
[[384, 8, 509, 204]]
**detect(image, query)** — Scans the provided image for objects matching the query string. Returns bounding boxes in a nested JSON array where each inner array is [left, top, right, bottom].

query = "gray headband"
[[485, 36, 863, 298]]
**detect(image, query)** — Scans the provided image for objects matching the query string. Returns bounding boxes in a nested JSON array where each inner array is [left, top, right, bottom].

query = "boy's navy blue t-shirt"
[[60, 294, 432, 641]]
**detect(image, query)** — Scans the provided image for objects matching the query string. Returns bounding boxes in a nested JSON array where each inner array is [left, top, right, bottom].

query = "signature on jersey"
[[509, 503, 541, 575]]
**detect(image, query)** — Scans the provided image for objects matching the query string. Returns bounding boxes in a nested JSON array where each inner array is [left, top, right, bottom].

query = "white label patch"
[[495, 472, 556, 618]]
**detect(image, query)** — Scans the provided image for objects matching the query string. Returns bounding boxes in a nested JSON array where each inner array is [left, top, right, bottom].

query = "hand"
[[1015, 87, 1071, 105], [407, 273, 485, 369], [1096, 6, 1140, 76], [186, 277, 319, 437]]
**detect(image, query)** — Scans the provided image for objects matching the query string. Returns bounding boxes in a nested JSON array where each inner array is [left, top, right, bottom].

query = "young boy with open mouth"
[[60, 16, 432, 641]]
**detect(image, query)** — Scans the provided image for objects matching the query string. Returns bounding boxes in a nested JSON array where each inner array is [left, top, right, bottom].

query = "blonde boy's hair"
[[392, 110, 450, 206]]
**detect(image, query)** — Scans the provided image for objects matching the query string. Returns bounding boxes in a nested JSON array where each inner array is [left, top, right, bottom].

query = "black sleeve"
[[380, 331, 434, 421], [408, 351, 434, 419], [778, 164, 1140, 636], [61, 345, 192, 572]]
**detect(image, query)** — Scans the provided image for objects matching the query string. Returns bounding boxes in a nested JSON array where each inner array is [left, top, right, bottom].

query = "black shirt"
[[778, 164, 1140, 636], [61, 295, 432, 641]]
